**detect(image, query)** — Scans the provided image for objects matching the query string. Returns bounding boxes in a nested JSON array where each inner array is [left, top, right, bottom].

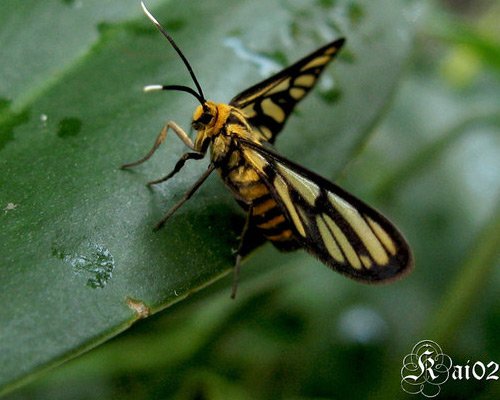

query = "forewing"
[[241, 140, 413, 282], [230, 39, 345, 144]]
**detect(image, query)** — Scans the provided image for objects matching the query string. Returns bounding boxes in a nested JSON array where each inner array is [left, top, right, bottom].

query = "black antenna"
[[144, 84, 205, 105], [141, 2, 206, 104]]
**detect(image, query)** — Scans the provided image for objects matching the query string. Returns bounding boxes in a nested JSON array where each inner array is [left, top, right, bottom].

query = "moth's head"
[[192, 101, 217, 131]]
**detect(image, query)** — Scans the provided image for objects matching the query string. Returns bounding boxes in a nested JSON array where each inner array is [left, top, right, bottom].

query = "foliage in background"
[[1, 0, 499, 399]]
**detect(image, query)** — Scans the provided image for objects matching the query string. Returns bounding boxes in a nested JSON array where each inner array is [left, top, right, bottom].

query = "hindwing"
[[240, 139, 413, 282], [230, 39, 345, 144]]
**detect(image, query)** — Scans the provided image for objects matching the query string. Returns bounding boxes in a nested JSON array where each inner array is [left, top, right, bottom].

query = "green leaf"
[[0, 0, 417, 393]]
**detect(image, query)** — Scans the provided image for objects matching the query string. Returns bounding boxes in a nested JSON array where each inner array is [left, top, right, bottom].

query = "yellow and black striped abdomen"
[[223, 160, 298, 250]]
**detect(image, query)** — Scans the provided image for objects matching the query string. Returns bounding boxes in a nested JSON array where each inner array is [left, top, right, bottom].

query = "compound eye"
[[192, 112, 213, 130], [198, 112, 213, 125]]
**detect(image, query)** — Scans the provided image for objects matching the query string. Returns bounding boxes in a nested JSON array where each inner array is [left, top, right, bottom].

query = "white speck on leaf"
[[4, 203, 17, 214]]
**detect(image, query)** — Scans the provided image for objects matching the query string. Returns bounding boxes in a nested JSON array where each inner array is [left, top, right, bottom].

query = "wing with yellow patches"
[[230, 39, 345, 144], [241, 140, 413, 282]]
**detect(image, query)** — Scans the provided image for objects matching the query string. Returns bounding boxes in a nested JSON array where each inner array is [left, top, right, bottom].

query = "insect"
[[122, 2, 413, 298]]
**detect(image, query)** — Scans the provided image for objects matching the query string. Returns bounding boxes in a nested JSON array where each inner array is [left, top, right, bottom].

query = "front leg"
[[120, 121, 196, 169], [147, 151, 204, 186]]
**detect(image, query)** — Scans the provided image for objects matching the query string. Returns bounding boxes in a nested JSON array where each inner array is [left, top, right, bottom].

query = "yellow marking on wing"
[[260, 126, 273, 139], [360, 255, 372, 269], [274, 175, 306, 237], [252, 198, 276, 215], [295, 74, 315, 87], [242, 104, 257, 118], [367, 217, 397, 256], [266, 78, 291, 96], [243, 148, 268, 171], [238, 82, 276, 104], [257, 214, 286, 229], [261, 98, 286, 123], [267, 229, 293, 241], [323, 214, 362, 269], [278, 165, 319, 206], [316, 215, 344, 263], [297, 207, 309, 229], [327, 193, 389, 265], [302, 55, 330, 70], [290, 87, 306, 100], [324, 46, 338, 55]]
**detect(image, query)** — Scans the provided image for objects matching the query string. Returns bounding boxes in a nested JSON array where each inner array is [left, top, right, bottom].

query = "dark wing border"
[[240, 138, 413, 283]]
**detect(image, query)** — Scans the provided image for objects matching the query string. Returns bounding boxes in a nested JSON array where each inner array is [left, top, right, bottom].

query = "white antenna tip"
[[143, 85, 164, 92], [141, 2, 160, 27]]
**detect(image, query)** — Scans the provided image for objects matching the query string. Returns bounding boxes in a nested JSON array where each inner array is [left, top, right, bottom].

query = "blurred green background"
[[1, 0, 499, 399]]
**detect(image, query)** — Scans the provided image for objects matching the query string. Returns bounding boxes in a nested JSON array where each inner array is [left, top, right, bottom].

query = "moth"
[[123, 2, 413, 297]]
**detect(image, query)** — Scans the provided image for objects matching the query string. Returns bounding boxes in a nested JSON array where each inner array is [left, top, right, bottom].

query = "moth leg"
[[147, 151, 204, 186], [231, 205, 253, 299], [154, 163, 215, 231], [120, 121, 195, 169]]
